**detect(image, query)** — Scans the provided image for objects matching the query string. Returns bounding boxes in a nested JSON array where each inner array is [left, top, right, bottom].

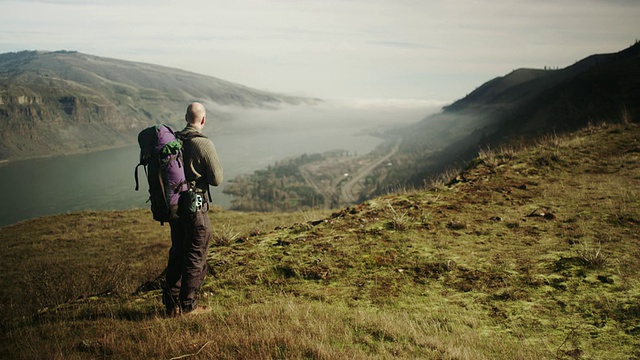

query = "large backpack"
[[134, 124, 188, 223]]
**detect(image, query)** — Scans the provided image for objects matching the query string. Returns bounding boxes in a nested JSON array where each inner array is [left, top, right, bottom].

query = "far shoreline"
[[0, 142, 136, 166]]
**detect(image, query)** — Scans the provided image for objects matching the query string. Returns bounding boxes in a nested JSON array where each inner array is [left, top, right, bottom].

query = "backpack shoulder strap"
[[176, 130, 212, 203]]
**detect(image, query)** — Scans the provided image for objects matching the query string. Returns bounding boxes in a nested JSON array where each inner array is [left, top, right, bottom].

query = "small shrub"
[[478, 146, 500, 167], [212, 223, 241, 246], [620, 106, 633, 125], [576, 242, 607, 269], [425, 167, 461, 189], [538, 132, 562, 148], [386, 203, 408, 231], [608, 189, 639, 226], [505, 221, 520, 229]]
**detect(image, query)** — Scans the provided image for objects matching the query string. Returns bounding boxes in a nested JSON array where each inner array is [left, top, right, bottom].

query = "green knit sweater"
[[179, 124, 223, 192]]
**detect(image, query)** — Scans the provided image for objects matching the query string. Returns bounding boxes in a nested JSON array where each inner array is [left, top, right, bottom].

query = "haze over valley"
[[220, 42, 640, 211], [0, 51, 441, 226], [1, 40, 639, 225]]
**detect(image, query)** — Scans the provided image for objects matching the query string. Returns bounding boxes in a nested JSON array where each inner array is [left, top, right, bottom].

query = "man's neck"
[[185, 123, 202, 132]]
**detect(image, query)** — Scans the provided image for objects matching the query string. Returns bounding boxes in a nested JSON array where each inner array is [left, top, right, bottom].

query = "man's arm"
[[193, 137, 223, 187]]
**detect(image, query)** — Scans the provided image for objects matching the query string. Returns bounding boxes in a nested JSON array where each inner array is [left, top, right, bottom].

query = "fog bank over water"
[[204, 98, 446, 208], [204, 98, 446, 137]]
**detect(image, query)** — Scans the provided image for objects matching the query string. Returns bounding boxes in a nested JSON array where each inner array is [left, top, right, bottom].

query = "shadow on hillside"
[[30, 296, 164, 324]]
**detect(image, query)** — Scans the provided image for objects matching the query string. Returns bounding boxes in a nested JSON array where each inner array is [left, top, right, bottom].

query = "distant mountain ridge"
[[0, 50, 316, 160], [379, 41, 640, 190]]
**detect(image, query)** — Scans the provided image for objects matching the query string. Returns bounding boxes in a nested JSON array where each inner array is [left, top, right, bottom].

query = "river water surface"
[[0, 129, 384, 227], [0, 104, 437, 227], [0, 102, 436, 227]]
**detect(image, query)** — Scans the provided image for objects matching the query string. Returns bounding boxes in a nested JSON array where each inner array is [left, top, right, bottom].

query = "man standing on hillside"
[[163, 102, 223, 317]]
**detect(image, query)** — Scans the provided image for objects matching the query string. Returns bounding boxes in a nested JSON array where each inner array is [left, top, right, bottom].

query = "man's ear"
[[200, 116, 206, 126]]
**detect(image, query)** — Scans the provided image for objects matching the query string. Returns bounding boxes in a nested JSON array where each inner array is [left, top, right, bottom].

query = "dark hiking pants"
[[164, 204, 211, 313]]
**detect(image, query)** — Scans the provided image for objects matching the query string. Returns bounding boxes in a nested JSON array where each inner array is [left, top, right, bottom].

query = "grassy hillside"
[[0, 121, 638, 359]]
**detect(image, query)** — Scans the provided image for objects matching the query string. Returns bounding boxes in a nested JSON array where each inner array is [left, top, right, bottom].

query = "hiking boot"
[[183, 305, 211, 316], [162, 292, 181, 317], [166, 306, 181, 318]]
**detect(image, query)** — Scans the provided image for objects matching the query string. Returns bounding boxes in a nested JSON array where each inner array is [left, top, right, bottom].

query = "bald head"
[[185, 102, 206, 129]]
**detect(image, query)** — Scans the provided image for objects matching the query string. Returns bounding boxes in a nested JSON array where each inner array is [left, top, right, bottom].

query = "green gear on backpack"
[[161, 140, 182, 156], [177, 190, 201, 219]]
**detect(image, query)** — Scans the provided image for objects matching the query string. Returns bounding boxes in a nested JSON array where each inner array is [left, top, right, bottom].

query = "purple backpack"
[[134, 125, 188, 223]]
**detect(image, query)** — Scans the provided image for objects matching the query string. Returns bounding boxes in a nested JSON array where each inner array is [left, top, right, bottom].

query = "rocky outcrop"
[[0, 93, 144, 160], [0, 95, 43, 105]]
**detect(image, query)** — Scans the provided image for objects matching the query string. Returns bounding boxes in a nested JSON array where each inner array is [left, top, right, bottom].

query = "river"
[[0, 102, 437, 227]]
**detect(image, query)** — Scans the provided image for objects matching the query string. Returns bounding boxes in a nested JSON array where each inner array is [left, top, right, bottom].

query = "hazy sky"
[[1, 0, 638, 104]]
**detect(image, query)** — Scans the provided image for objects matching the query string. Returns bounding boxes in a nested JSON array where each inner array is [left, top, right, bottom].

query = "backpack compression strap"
[[134, 163, 147, 191]]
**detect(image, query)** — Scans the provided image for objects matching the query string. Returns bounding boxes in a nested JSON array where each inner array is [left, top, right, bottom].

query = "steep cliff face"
[[0, 93, 142, 159], [0, 50, 316, 161], [0, 88, 161, 160]]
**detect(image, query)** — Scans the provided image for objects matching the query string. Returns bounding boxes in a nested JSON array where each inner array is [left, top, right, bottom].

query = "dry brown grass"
[[1, 123, 639, 359]]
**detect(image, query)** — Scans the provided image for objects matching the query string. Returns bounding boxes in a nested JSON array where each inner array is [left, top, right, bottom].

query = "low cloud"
[[205, 98, 443, 138]]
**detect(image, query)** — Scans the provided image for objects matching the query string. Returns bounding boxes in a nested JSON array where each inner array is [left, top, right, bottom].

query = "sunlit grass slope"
[[1, 121, 638, 359]]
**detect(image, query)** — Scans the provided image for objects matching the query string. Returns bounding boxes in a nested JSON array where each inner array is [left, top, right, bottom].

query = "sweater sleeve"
[[192, 137, 223, 187]]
